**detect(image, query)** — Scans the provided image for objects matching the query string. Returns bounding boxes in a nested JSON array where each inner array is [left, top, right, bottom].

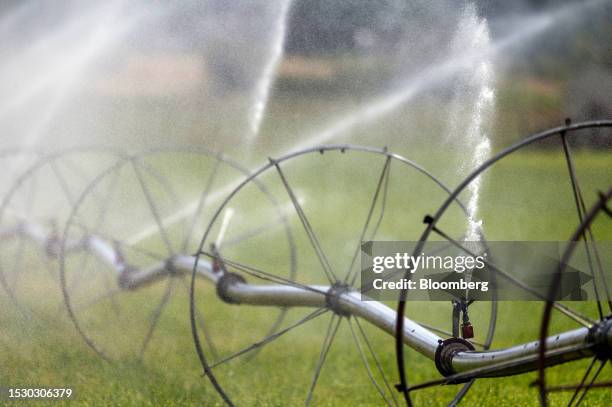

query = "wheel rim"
[[395, 120, 612, 406], [0, 148, 123, 316], [191, 144, 489, 405], [538, 188, 612, 407], [59, 147, 296, 362]]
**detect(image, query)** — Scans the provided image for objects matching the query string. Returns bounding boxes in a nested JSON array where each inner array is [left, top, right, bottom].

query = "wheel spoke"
[[199, 249, 327, 296], [101, 268, 121, 316], [222, 218, 284, 248], [351, 317, 398, 406], [131, 161, 175, 257], [573, 359, 606, 406], [180, 278, 219, 360], [560, 134, 606, 318], [68, 167, 122, 294], [139, 279, 175, 359], [448, 380, 475, 407], [49, 160, 76, 207], [65, 251, 94, 294], [93, 165, 123, 230], [210, 308, 328, 369], [566, 356, 597, 407], [305, 314, 342, 406], [272, 160, 338, 284], [369, 156, 391, 241], [546, 381, 612, 392], [182, 157, 221, 252], [71, 221, 167, 262], [344, 156, 391, 286], [72, 287, 123, 312], [587, 240, 612, 314], [429, 223, 595, 327]]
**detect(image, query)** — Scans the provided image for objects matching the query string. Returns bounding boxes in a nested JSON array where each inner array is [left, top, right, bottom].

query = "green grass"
[[1, 148, 611, 406]]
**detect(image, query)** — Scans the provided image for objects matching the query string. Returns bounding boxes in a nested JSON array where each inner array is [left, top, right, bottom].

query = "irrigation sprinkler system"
[[1, 120, 611, 406]]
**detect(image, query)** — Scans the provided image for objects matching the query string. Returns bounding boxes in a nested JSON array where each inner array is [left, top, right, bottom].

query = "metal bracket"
[[216, 272, 246, 304], [326, 282, 351, 317], [435, 337, 475, 379], [117, 265, 139, 290], [588, 316, 612, 360]]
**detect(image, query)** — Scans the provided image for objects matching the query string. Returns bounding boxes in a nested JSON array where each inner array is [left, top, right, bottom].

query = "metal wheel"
[[0, 148, 42, 306], [395, 119, 612, 406], [190, 145, 493, 406], [0, 148, 122, 316], [537, 188, 612, 406], [59, 147, 296, 362]]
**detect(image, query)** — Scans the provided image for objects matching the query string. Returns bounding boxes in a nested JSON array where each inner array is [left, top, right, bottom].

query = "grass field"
[[1, 147, 611, 406]]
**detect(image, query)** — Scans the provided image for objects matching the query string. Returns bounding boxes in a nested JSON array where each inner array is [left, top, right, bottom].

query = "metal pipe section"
[[221, 280, 442, 358], [1, 222, 219, 284], [339, 291, 442, 358], [122, 255, 220, 289], [177, 255, 220, 283], [451, 327, 592, 375], [2, 220, 606, 378], [87, 236, 120, 267], [224, 282, 327, 308], [214, 280, 603, 376]]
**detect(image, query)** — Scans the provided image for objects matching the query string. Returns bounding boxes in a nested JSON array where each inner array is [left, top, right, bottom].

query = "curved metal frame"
[[0, 147, 125, 314], [538, 187, 612, 406], [394, 119, 612, 406], [58, 146, 297, 361], [190, 144, 491, 406]]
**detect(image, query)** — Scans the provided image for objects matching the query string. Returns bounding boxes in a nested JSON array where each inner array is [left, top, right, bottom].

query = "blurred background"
[[0, 0, 610, 158]]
